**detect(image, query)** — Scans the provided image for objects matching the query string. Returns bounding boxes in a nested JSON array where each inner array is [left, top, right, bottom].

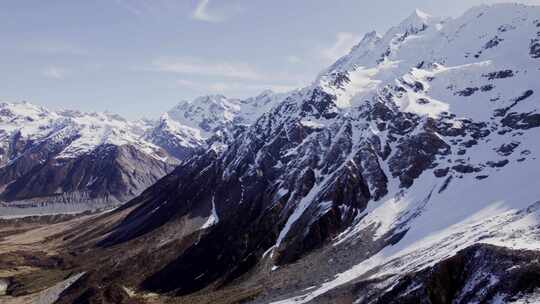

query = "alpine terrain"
[[0, 92, 282, 217], [1, 3, 540, 304]]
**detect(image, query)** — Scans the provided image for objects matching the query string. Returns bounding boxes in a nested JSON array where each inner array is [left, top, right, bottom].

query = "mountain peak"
[[412, 8, 431, 19], [194, 94, 229, 104], [256, 89, 275, 98], [360, 30, 380, 44], [398, 8, 434, 33]]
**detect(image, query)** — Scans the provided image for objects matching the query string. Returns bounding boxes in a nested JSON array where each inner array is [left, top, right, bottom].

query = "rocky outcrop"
[[1, 144, 173, 205], [0, 103, 181, 214], [353, 244, 540, 304]]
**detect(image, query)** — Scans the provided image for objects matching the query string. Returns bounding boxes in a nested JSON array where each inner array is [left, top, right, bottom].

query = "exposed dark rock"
[[483, 70, 514, 80], [433, 168, 449, 178], [516, 90, 535, 103], [452, 164, 481, 174], [417, 98, 430, 105], [461, 139, 478, 148], [495, 90, 534, 117], [481, 84, 494, 92], [328, 72, 351, 89], [389, 132, 451, 188], [530, 38, 540, 59], [355, 244, 540, 304], [484, 36, 503, 49], [498, 24, 515, 32], [0, 144, 173, 205], [497, 142, 520, 156], [486, 159, 509, 168], [501, 112, 540, 130]]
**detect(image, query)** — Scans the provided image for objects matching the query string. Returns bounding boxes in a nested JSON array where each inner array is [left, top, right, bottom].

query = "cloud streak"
[[287, 55, 302, 64], [152, 57, 261, 80], [114, 0, 144, 17], [175, 78, 297, 95], [22, 41, 88, 56], [42, 66, 68, 79], [192, 0, 222, 22], [320, 32, 361, 62], [148, 55, 307, 97]]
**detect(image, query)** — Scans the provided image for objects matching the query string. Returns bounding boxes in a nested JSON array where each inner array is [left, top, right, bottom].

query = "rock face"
[[312, 244, 540, 304], [0, 91, 285, 215], [150, 91, 287, 157], [0, 103, 179, 214], [381, 245, 540, 304], [42, 3, 540, 304], [1, 144, 172, 205]]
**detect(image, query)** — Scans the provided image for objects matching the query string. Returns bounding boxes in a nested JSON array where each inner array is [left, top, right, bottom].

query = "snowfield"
[[267, 3, 540, 303]]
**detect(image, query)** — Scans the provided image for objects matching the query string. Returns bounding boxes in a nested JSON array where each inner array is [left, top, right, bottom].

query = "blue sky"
[[1, 0, 538, 118]]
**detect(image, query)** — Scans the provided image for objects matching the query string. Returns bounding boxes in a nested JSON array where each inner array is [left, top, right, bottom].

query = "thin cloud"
[[42, 67, 68, 79], [208, 82, 296, 93], [320, 32, 361, 62], [114, 0, 144, 16], [22, 42, 88, 56], [152, 57, 261, 80], [192, 0, 222, 22], [287, 56, 302, 64], [175, 79, 297, 95], [175, 79, 199, 88]]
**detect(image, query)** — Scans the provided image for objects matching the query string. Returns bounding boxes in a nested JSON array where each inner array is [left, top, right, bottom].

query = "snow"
[[275, 142, 540, 303], [2, 3, 540, 303], [0, 90, 289, 173], [300, 119, 325, 129], [269, 3, 540, 303], [0, 101, 170, 164], [397, 87, 449, 118], [166, 91, 287, 139], [492, 290, 540, 304], [201, 194, 219, 229], [34, 272, 85, 304]]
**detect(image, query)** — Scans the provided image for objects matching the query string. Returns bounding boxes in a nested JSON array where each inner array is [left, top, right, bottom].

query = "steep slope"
[[0, 102, 176, 216], [0, 91, 285, 217], [49, 3, 540, 304], [148, 90, 287, 157]]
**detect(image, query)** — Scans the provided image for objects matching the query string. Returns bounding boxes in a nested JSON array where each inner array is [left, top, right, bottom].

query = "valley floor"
[[0, 214, 94, 303]]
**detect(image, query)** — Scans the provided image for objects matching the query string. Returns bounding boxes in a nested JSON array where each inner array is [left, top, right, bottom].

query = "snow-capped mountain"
[[0, 102, 177, 215], [0, 91, 287, 216], [52, 3, 540, 303], [148, 90, 288, 157]]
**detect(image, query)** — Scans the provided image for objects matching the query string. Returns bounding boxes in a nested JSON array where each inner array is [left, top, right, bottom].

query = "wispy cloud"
[[192, 0, 222, 22], [287, 55, 302, 64], [320, 32, 361, 62], [42, 66, 68, 79], [175, 78, 297, 95], [114, 0, 144, 17], [148, 55, 306, 97], [208, 82, 297, 93], [22, 41, 88, 56], [152, 57, 261, 80], [175, 79, 199, 88]]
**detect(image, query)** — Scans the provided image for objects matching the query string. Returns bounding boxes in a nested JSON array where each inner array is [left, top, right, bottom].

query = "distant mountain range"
[[0, 91, 285, 216]]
